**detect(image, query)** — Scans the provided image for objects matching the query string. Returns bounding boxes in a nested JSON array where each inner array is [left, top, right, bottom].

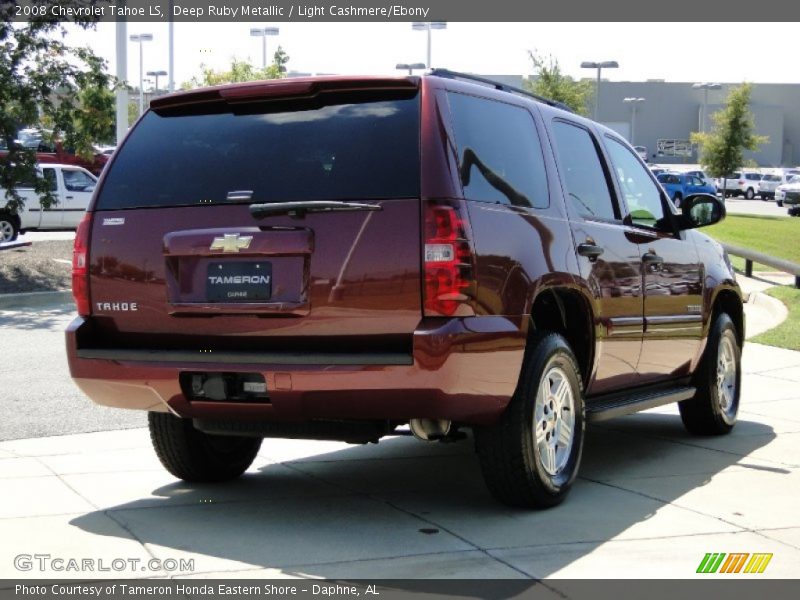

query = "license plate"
[[206, 262, 272, 302]]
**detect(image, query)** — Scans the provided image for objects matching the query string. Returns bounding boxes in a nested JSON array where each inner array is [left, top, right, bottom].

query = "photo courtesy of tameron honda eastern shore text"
[[66, 71, 743, 508]]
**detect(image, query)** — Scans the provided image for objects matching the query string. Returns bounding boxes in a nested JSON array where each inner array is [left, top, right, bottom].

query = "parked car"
[[775, 177, 800, 215], [0, 129, 108, 176], [758, 172, 799, 203], [66, 71, 743, 509], [0, 164, 97, 241], [684, 169, 717, 191], [656, 172, 716, 207], [716, 172, 762, 199]]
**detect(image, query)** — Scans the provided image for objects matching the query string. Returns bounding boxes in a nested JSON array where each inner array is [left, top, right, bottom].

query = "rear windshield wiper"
[[249, 200, 383, 219]]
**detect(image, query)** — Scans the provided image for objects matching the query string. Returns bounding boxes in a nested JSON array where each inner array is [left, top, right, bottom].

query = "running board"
[[586, 386, 696, 422]]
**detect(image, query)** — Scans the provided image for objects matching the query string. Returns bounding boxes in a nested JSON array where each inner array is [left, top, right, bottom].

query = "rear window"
[[763, 174, 781, 182], [96, 93, 420, 209]]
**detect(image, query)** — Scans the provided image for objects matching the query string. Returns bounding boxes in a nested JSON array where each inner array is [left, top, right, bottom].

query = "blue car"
[[656, 172, 716, 207]]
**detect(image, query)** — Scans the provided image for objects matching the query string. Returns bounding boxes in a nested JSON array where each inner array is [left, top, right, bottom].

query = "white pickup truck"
[[0, 164, 97, 242]]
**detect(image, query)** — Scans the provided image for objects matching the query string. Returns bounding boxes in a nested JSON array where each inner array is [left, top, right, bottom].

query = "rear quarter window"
[[447, 92, 549, 209], [96, 93, 420, 210]]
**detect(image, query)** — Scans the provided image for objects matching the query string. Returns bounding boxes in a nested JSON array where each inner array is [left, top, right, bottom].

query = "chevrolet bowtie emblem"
[[210, 233, 253, 253]]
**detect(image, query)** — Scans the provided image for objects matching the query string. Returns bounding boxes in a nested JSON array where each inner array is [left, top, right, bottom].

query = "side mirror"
[[678, 193, 725, 230]]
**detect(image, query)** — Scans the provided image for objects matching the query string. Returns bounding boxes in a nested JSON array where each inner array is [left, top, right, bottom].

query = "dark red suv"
[[66, 71, 743, 508]]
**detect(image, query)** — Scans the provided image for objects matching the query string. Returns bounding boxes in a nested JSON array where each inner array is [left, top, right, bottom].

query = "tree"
[[0, 3, 113, 212], [690, 83, 768, 199], [77, 85, 116, 145], [183, 46, 291, 90], [525, 51, 593, 116]]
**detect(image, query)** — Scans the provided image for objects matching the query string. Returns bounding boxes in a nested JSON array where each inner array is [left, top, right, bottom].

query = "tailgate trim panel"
[[75, 348, 413, 366]]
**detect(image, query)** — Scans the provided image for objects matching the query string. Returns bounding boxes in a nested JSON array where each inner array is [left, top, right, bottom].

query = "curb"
[[744, 290, 788, 339], [0, 290, 73, 311]]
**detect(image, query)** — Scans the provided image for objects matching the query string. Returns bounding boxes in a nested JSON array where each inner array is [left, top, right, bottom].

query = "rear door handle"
[[642, 252, 664, 267], [577, 243, 604, 261]]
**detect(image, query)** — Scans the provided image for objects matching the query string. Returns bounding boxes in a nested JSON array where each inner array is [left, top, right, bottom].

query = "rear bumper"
[[66, 316, 527, 425]]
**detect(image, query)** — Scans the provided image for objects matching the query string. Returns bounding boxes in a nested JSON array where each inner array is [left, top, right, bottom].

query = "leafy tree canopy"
[[524, 51, 593, 116], [183, 46, 291, 89], [1, 2, 114, 212], [690, 83, 768, 187]]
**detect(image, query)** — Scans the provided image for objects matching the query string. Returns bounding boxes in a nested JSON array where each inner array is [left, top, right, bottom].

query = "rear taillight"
[[72, 214, 92, 316], [738, 180, 745, 185], [423, 203, 473, 316]]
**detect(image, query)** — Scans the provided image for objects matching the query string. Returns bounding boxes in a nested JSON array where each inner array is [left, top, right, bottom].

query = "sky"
[[60, 21, 800, 90]]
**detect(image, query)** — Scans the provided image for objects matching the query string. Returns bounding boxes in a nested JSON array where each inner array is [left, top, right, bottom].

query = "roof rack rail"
[[427, 68, 574, 113]]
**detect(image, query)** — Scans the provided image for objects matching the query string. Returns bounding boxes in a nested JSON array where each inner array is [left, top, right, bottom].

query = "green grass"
[[705, 215, 800, 264], [751, 286, 800, 351]]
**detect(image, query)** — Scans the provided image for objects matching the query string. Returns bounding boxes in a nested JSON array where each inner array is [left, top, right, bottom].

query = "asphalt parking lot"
[[723, 197, 792, 218]]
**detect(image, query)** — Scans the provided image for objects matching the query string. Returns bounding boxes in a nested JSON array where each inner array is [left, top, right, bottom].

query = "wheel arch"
[[526, 286, 596, 389], [710, 287, 745, 347]]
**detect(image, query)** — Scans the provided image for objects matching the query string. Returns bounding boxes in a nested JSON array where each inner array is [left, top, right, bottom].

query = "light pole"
[[146, 70, 167, 94], [115, 21, 128, 143], [580, 60, 619, 121], [168, 0, 175, 92], [623, 97, 645, 145], [250, 27, 280, 69], [129, 33, 153, 117], [412, 22, 446, 69], [395, 63, 426, 75], [692, 82, 721, 133]]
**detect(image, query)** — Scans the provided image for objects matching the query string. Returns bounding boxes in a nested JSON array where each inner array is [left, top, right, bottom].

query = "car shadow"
[[0, 301, 74, 331], [69, 413, 778, 582]]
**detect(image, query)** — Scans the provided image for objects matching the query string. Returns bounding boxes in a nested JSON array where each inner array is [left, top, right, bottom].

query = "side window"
[[550, 121, 616, 221], [604, 136, 668, 229], [447, 92, 549, 208], [62, 169, 95, 192], [42, 169, 58, 192]]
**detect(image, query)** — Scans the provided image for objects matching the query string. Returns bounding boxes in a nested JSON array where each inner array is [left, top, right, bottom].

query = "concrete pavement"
[[1, 271, 798, 579], [1, 339, 799, 579]]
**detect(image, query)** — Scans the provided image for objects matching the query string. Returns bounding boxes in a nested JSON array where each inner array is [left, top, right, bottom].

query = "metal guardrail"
[[722, 243, 800, 288]]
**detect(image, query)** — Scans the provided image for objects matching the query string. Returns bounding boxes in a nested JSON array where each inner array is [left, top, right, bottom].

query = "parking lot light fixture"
[[623, 97, 646, 146], [146, 70, 168, 94], [129, 33, 153, 117], [692, 82, 722, 133], [395, 63, 427, 75], [581, 60, 619, 120], [250, 27, 280, 69], [412, 22, 446, 69]]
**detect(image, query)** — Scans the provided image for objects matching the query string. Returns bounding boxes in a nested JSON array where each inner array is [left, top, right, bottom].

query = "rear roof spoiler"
[[150, 76, 419, 110]]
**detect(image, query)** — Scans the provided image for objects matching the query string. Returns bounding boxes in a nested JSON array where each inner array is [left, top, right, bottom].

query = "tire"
[[778, 200, 784, 207], [760, 194, 768, 201], [679, 313, 740, 435], [474, 332, 585, 508], [745, 188, 755, 199], [0, 214, 19, 242], [673, 193, 683, 208], [148, 412, 262, 482]]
